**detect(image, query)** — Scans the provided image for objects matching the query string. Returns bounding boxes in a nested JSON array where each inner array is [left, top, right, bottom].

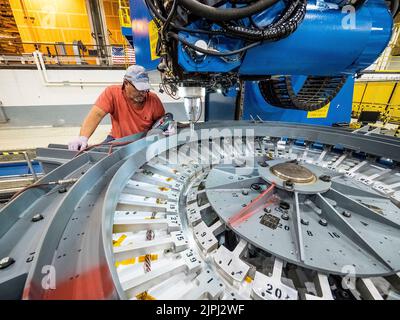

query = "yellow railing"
[[118, 0, 131, 28], [352, 24, 400, 125], [374, 23, 400, 72], [352, 81, 400, 124], [0, 40, 135, 67]]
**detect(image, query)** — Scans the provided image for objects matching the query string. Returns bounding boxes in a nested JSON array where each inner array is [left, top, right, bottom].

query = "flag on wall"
[[111, 46, 136, 65]]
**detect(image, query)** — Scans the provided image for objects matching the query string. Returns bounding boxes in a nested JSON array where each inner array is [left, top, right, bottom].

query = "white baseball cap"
[[124, 65, 152, 91]]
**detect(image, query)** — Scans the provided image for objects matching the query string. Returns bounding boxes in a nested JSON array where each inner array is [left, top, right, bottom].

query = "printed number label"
[[265, 283, 284, 299], [277, 223, 290, 231]]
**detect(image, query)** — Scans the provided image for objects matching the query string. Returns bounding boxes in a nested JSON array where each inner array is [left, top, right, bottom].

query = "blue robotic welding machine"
[[128, 0, 394, 125]]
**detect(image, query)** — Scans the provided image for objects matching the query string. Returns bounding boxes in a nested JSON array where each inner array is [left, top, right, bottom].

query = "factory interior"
[[1, 0, 400, 302]]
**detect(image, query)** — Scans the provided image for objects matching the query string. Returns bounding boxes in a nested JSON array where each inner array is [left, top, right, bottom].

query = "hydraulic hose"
[[229, 0, 258, 4], [168, 31, 262, 56], [144, 0, 227, 35], [389, 0, 399, 17], [222, 0, 307, 41], [178, 0, 280, 22]]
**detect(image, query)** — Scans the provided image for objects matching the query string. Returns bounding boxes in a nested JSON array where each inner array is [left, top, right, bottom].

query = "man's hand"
[[163, 123, 177, 136], [68, 136, 88, 151]]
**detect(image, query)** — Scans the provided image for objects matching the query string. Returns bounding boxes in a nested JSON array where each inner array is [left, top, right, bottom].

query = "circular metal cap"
[[259, 160, 332, 194], [270, 163, 316, 184]]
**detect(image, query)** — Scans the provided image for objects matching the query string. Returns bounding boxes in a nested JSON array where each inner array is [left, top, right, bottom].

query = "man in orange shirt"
[[68, 65, 166, 151]]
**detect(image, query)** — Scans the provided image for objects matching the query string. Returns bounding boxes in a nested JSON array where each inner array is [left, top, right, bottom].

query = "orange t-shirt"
[[95, 85, 165, 138]]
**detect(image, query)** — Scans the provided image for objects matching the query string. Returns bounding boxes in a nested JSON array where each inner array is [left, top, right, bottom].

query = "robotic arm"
[[138, 0, 397, 114]]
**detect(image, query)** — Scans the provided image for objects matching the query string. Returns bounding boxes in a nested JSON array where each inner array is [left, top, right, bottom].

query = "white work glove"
[[68, 136, 88, 151], [146, 122, 177, 138], [163, 123, 177, 136], [146, 128, 164, 137]]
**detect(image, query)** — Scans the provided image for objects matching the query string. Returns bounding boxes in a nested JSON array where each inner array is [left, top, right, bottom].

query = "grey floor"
[[0, 125, 112, 150]]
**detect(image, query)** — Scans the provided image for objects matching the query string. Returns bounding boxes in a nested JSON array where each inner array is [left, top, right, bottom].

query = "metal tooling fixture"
[[0, 123, 400, 300]]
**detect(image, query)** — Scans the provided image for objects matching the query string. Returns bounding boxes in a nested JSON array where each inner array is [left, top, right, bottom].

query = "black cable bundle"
[[177, 0, 280, 22], [144, 0, 308, 54], [221, 0, 306, 41]]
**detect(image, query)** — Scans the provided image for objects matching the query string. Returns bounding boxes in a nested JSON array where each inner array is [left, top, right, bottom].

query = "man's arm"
[[68, 105, 107, 151], [80, 105, 107, 138]]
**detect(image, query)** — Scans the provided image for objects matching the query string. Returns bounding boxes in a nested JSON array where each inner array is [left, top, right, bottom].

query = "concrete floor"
[[0, 125, 112, 150]]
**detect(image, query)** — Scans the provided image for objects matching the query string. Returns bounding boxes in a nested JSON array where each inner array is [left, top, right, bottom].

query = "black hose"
[[163, 0, 178, 32], [144, 0, 227, 35], [178, 0, 280, 22], [390, 0, 399, 16], [222, 0, 299, 39], [220, 0, 292, 36], [222, 0, 306, 41], [229, 0, 258, 3], [168, 31, 261, 56], [166, 0, 177, 25], [155, 0, 168, 16]]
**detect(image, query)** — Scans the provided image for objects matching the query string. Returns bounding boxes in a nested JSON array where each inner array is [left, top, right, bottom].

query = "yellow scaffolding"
[[352, 23, 400, 125], [374, 23, 400, 72], [352, 81, 400, 124], [118, 0, 131, 28]]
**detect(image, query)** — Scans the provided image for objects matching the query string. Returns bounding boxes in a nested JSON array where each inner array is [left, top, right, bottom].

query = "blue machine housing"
[[121, 26, 134, 47], [129, 0, 393, 126], [177, 0, 392, 76], [241, 0, 393, 76]]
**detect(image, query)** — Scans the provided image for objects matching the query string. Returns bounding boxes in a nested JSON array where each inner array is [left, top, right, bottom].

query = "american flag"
[[111, 46, 136, 65]]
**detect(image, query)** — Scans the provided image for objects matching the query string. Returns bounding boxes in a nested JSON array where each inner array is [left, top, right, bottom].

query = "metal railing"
[[0, 40, 136, 67], [352, 102, 400, 125], [372, 23, 400, 72], [119, 0, 131, 28]]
